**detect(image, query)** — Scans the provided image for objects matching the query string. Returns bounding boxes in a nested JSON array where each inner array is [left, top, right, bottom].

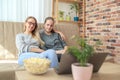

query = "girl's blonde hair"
[[24, 16, 44, 46]]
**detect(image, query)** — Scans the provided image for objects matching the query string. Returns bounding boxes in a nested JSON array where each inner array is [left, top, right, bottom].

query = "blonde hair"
[[24, 16, 44, 46], [35, 31, 45, 46]]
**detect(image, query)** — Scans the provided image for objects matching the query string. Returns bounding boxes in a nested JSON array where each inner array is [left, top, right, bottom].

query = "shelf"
[[58, 0, 82, 3], [58, 20, 82, 24], [52, 0, 85, 38]]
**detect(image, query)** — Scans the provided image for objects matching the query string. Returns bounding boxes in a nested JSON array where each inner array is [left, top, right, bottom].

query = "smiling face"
[[44, 19, 54, 34], [25, 18, 36, 33], [24, 16, 37, 34], [44, 17, 55, 34]]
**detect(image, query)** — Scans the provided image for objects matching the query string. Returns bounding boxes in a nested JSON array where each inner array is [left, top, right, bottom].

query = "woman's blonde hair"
[[24, 16, 44, 46]]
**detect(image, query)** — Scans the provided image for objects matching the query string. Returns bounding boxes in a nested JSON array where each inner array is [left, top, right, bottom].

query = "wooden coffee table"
[[15, 62, 120, 80], [15, 68, 73, 80]]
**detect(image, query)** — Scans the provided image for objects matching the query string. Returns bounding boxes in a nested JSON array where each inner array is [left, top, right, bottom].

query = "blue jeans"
[[18, 49, 58, 68]]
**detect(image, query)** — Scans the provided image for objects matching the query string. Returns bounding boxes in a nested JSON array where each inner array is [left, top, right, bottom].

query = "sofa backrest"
[[0, 21, 79, 59]]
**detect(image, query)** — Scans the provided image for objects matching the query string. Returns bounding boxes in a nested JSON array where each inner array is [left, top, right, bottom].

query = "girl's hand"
[[56, 50, 66, 54], [54, 30, 66, 40]]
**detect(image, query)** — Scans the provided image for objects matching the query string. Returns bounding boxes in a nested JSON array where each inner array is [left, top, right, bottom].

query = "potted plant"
[[67, 36, 100, 80], [65, 12, 72, 21], [58, 10, 64, 21], [70, 3, 79, 22]]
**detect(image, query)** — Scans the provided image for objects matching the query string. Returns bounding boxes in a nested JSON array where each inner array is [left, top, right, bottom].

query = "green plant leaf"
[[67, 35, 97, 66]]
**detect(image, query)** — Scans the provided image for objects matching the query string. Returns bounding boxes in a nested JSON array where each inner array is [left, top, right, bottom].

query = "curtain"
[[0, 0, 52, 23]]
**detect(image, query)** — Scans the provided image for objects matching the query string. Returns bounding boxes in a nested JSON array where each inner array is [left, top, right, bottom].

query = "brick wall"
[[85, 0, 120, 54]]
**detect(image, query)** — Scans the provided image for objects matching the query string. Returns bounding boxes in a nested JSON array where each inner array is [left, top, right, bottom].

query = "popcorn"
[[24, 58, 50, 74]]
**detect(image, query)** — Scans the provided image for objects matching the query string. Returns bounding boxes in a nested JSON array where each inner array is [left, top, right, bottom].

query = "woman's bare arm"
[[30, 48, 45, 53]]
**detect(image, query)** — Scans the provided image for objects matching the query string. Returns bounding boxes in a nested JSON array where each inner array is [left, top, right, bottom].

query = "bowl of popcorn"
[[24, 58, 51, 74]]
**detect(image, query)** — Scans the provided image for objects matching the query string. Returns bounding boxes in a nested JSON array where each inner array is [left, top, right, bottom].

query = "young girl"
[[40, 17, 68, 62]]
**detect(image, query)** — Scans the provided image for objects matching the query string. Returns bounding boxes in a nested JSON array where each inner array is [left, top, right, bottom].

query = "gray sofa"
[[0, 21, 79, 80]]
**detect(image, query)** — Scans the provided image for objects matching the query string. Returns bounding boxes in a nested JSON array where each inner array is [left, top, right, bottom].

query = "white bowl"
[[24, 58, 50, 74]]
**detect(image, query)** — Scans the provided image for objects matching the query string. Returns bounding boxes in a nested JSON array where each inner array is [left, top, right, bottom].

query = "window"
[[0, 0, 52, 23]]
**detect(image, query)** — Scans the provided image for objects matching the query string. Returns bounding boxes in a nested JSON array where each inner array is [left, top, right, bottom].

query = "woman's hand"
[[56, 50, 66, 54], [54, 30, 66, 41], [56, 46, 68, 54]]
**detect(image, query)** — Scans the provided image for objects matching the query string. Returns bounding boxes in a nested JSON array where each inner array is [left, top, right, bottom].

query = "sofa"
[[0, 21, 79, 59], [0, 21, 79, 80]]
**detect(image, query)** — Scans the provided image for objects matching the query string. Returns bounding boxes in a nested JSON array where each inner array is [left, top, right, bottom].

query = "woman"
[[40, 17, 68, 62], [15, 16, 58, 68]]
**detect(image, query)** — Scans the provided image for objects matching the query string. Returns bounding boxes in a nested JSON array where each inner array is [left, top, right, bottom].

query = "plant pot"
[[74, 17, 79, 22], [59, 17, 64, 21], [71, 63, 93, 80], [66, 15, 71, 21]]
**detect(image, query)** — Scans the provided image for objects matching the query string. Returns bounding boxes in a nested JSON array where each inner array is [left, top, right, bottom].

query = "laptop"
[[54, 53, 108, 74], [88, 53, 108, 72]]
